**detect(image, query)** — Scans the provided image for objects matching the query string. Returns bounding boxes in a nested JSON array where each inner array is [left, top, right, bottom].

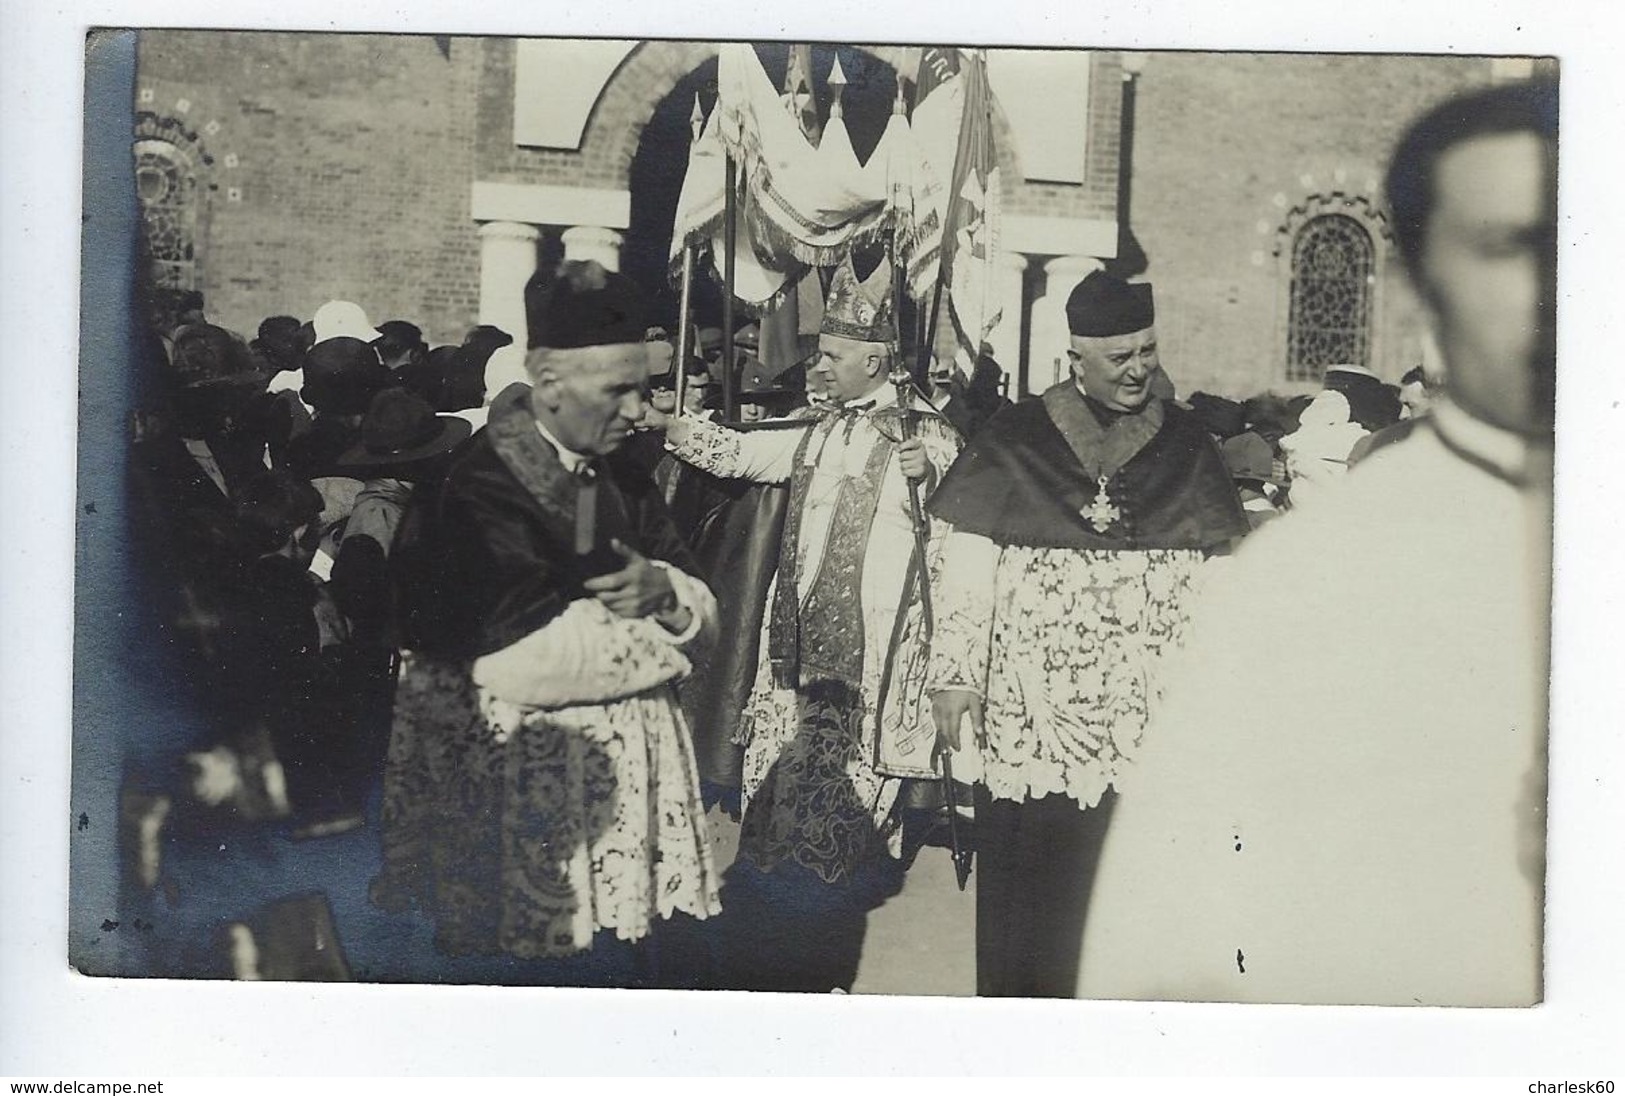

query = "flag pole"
[[916, 281, 945, 392], [885, 258, 969, 890], [722, 151, 739, 422], [674, 250, 696, 420], [673, 93, 706, 420], [914, 48, 977, 390]]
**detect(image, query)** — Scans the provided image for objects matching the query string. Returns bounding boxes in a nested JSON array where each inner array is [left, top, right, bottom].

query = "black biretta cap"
[[1066, 270, 1155, 338]]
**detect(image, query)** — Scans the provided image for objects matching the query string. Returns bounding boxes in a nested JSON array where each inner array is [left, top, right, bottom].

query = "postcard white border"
[[3, 0, 1622, 1076]]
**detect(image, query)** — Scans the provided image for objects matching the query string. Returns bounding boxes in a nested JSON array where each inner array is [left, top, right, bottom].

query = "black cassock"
[[376, 384, 721, 966], [391, 387, 701, 663]]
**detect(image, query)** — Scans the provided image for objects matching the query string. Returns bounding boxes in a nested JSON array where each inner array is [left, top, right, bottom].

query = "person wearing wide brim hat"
[[374, 319, 428, 373], [312, 299, 384, 345], [336, 386, 471, 476], [329, 387, 470, 618], [300, 336, 395, 418], [708, 351, 806, 423], [926, 267, 1248, 998], [737, 356, 810, 420], [377, 258, 721, 974], [318, 388, 473, 837], [1322, 364, 1403, 433], [1187, 391, 1249, 439], [653, 249, 964, 992], [1220, 429, 1289, 531], [163, 323, 275, 505], [285, 336, 397, 484]]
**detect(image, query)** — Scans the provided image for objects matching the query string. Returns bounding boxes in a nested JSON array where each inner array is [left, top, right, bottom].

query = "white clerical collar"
[[1429, 398, 1540, 485], [845, 384, 899, 412], [533, 417, 592, 474]]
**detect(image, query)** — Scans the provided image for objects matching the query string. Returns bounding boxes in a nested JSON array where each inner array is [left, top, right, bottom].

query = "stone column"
[[561, 225, 624, 272], [477, 220, 541, 395], [986, 250, 1029, 381], [478, 220, 541, 345], [1027, 255, 1103, 397]]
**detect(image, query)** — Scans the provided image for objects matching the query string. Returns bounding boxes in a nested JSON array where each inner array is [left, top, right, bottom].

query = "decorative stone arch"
[[132, 114, 214, 291], [1269, 191, 1392, 261], [529, 40, 1083, 203], [131, 87, 244, 311], [1270, 191, 1394, 384], [577, 41, 719, 191]]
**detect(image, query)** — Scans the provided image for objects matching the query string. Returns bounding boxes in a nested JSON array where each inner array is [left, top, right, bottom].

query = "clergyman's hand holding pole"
[[890, 366, 971, 890], [889, 367, 933, 633]]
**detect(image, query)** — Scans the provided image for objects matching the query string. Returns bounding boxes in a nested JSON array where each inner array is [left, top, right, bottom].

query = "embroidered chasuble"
[[769, 411, 895, 688], [667, 395, 962, 882]]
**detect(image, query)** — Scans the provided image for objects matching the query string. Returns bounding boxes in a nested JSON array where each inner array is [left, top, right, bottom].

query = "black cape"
[[666, 463, 793, 791], [662, 419, 812, 792], [929, 387, 1248, 551], [391, 386, 700, 661]]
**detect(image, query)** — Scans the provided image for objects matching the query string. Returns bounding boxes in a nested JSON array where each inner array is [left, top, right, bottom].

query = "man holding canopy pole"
[[645, 249, 964, 991]]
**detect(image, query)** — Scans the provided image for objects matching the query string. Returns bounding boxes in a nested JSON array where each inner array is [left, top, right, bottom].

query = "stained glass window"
[[1286, 214, 1373, 382], [133, 138, 202, 292]]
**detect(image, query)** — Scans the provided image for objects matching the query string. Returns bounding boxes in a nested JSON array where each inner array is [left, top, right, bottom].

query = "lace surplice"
[[932, 533, 1205, 807], [372, 651, 722, 959]]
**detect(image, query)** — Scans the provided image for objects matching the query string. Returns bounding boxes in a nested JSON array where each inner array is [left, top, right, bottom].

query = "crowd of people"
[[121, 77, 1555, 1002]]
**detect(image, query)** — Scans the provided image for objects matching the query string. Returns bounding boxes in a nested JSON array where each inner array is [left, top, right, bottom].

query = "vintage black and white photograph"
[[2, 0, 1621, 1077], [59, 26, 1568, 1011]]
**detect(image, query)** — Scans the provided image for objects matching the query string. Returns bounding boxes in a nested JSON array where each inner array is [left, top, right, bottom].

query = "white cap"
[[312, 300, 382, 344], [1322, 363, 1380, 380], [483, 343, 529, 397]]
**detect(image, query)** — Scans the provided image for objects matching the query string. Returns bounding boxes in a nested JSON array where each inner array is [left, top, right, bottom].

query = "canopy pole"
[[673, 92, 707, 419], [722, 153, 739, 422], [674, 245, 696, 418]]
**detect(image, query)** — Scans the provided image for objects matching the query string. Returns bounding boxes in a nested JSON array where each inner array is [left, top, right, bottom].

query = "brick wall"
[[1124, 52, 1498, 397], [1000, 51, 1121, 223], [136, 30, 483, 346], [477, 39, 722, 191], [132, 35, 1512, 395]]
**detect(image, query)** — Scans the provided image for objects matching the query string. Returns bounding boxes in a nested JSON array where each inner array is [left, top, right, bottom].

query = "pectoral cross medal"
[[1082, 474, 1120, 533]]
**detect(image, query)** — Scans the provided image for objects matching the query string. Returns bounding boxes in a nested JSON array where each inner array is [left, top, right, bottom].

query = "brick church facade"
[[131, 32, 1527, 399]]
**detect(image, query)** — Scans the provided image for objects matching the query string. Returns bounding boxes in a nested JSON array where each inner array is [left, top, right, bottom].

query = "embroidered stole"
[[768, 412, 896, 689]]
